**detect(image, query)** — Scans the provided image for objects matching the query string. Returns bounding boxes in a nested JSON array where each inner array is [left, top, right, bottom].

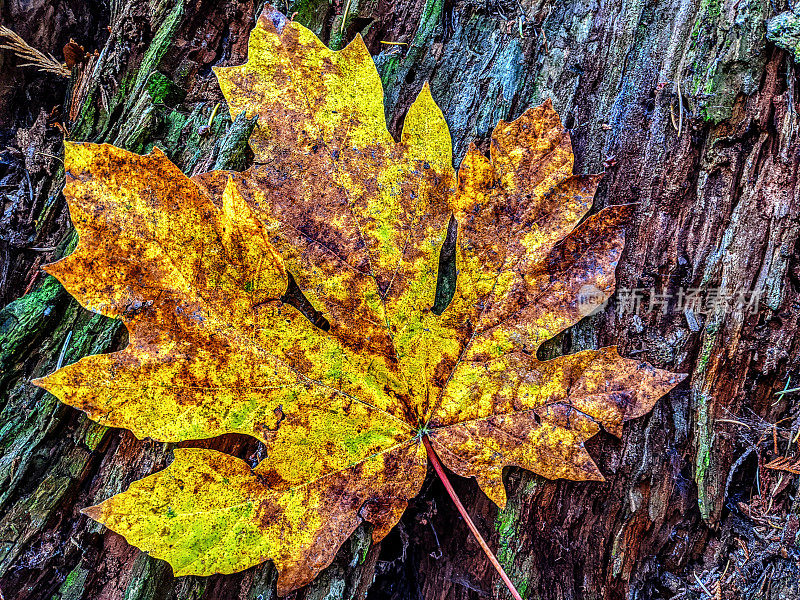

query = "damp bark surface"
[[1, 1, 799, 599]]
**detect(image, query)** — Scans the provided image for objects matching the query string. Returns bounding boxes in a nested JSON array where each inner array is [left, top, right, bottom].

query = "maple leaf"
[[34, 7, 685, 595]]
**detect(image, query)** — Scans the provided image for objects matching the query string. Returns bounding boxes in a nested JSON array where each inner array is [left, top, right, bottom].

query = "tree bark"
[[1, 0, 799, 599]]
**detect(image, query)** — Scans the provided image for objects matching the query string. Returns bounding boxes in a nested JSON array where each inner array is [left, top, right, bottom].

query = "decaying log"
[[1, 0, 799, 598]]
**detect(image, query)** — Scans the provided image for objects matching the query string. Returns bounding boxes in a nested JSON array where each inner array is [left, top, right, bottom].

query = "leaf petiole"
[[421, 435, 524, 600]]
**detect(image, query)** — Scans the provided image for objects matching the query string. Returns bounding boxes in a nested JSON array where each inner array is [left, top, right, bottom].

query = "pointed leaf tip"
[[402, 81, 453, 171], [81, 504, 102, 521]]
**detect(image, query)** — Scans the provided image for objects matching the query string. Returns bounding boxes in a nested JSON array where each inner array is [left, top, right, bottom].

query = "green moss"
[[685, 0, 766, 122], [375, 0, 442, 101], [496, 503, 519, 550], [69, 89, 100, 141], [213, 111, 258, 171], [376, 54, 401, 92], [123, 553, 173, 600], [71, 1, 185, 143], [289, 0, 333, 36], [349, 524, 372, 566], [0, 277, 64, 379], [329, 0, 362, 50], [494, 473, 540, 598], [146, 71, 186, 106], [52, 564, 90, 600], [161, 108, 189, 158], [695, 323, 718, 374], [692, 317, 721, 523], [411, 0, 444, 48], [767, 10, 800, 63], [128, 2, 185, 107], [83, 422, 109, 450], [694, 390, 714, 521], [115, 96, 159, 153]]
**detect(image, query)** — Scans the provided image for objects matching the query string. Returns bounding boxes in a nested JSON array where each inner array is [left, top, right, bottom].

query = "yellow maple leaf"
[[34, 7, 685, 595]]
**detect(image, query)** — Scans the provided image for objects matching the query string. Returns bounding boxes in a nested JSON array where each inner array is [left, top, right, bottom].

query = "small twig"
[[774, 425, 779, 455], [340, 0, 353, 34], [23, 262, 42, 295], [380, 41, 408, 46], [0, 26, 69, 77], [56, 331, 73, 370], [765, 456, 800, 475], [775, 387, 800, 396], [35, 151, 64, 163], [716, 418, 752, 428], [737, 537, 750, 561], [693, 572, 714, 599], [757, 564, 773, 596], [774, 377, 796, 412], [207, 102, 221, 128], [538, 27, 549, 53], [756, 453, 761, 497], [422, 436, 523, 600]]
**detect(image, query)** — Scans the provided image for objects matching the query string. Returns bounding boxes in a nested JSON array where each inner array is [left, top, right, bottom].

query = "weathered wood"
[[1, 0, 799, 598]]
